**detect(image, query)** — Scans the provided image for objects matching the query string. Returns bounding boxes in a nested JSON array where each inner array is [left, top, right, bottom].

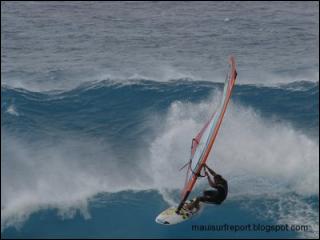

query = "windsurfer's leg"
[[186, 197, 202, 210], [202, 190, 222, 204], [187, 195, 209, 211]]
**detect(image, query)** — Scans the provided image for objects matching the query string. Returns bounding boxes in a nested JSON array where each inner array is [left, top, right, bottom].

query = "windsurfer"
[[185, 164, 228, 211]]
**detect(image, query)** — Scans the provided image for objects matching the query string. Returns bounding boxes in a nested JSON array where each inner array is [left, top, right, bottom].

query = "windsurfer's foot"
[[185, 199, 199, 211], [185, 204, 192, 211], [184, 200, 194, 211]]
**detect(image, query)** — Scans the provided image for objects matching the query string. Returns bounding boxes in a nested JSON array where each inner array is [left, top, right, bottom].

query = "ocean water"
[[1, 1, 319, 239]]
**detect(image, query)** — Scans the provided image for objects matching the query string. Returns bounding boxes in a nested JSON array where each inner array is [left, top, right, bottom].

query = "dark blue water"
[[4, 191, 308, 239], [1, 1, 319, 239]]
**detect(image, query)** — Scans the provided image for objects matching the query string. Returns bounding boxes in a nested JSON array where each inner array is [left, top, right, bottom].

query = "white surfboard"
[[155, 201, 203, 225]]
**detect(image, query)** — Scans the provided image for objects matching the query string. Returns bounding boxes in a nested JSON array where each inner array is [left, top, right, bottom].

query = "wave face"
[[2, 79, 319, 238], [1, 1, 319, 239]]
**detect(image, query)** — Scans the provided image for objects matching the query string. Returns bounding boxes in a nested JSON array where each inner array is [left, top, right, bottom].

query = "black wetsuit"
[[201, 178, 228, 204]]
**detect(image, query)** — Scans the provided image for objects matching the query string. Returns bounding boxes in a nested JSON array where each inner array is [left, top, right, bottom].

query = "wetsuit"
[[200, 177, 228, 204]]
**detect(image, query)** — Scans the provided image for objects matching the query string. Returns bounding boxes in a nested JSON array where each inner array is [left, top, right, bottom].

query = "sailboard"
[[155, 56, 237, 225]]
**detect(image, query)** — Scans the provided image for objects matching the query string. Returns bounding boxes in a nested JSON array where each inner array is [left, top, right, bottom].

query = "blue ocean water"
[[1, 1, 319, 239]]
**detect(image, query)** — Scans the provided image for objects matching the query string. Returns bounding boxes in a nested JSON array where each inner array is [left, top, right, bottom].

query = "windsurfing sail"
[[176, 56, 237, 213]]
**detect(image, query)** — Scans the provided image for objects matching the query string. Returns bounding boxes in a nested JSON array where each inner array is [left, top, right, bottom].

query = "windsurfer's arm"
[[204, 164, 218, 177], [205, 170, 217, 188]]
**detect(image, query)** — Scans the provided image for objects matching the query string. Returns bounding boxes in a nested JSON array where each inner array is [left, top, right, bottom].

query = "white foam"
[[149, 94, 319, 196], [147, 93, 319, 237], [1, 134, 150, 230], [6, 105, 19, 116]]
